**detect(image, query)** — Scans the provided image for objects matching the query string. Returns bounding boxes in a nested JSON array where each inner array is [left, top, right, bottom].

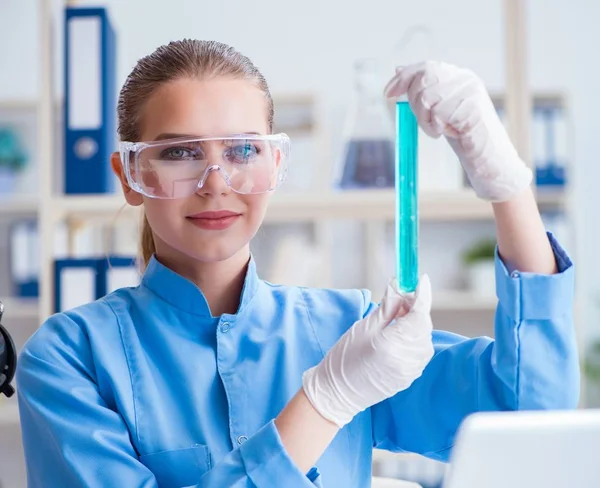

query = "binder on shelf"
[[54, 258, 99, 313], [102, 256, 140, 295], [64, 6, 117, 194], [9, 220, 39, 298], [495, 98, 568, 190], [546, 105, 567, 187], [532, 107, 548, 185], [534, 105, 567, 188], [54, 256, 139, 313]]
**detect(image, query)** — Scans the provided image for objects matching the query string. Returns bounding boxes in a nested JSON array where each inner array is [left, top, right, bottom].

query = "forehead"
[[139, 78, 269, 141]]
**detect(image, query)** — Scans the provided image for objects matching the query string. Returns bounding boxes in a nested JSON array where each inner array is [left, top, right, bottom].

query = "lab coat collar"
[[141, 254, 260, 318]]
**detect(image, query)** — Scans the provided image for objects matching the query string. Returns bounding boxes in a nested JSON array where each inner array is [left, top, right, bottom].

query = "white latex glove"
[[384, 61, 532, 202], [302, 275, 434, 428]]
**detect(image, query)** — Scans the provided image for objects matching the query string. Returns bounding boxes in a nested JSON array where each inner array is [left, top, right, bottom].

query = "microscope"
[[0, 301, 16, 398]]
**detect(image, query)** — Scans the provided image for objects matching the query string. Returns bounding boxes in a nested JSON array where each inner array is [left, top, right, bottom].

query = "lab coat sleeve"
[[16, 314, 320, 488], [370, 232, 579, 462]]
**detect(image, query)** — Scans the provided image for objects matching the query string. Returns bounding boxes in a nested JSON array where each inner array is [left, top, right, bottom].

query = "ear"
[[269, 148, 282, 189], [111, 152, 143, 207], [275, 147, 281, 169]]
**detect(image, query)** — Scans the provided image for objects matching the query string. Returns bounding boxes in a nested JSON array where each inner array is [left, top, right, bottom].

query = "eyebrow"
[[153, 132, 263, 141]]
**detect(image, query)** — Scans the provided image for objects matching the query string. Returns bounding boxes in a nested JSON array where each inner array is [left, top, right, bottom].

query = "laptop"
[[442, 409, 600, 488]]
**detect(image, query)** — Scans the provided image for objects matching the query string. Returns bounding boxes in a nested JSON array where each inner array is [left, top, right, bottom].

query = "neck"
[[154, 246, 251, 316]]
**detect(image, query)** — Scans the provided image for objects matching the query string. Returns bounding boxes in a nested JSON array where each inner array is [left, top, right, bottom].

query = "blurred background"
[[1, 0, 599, 486]]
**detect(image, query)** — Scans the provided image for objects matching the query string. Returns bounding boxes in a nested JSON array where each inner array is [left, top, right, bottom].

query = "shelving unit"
[[432, 290, 497, 312], [2, 186, 566, 224], [0, 100, 39, 111], [0, 197, 38, 216], [0, 145, 570, 324], [0, 184, 566, 323]]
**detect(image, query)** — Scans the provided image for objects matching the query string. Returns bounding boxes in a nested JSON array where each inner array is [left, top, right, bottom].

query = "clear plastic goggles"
[[119, 133, 291, 198]]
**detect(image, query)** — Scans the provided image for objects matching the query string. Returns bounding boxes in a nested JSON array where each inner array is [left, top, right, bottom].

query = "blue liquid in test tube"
[[395, 101, 419, 293]]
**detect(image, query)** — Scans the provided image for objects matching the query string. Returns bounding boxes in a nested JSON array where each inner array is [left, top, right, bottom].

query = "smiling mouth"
[[186, 210, 242, 230]]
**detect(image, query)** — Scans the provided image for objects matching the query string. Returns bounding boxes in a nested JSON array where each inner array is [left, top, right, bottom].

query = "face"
[[112, 77, 272, 266]]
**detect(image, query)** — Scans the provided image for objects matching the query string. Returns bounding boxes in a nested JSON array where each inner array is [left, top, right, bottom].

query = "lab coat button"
[[237, 435, 248, 445], [220, 322, 231, 333]]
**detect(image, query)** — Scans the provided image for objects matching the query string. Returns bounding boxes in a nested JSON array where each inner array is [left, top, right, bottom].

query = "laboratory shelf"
[[0, 196, 38, 216], [51, 194, 133, 222], [266, 190, 491, 222], [256, 188, 563, 222], [49, 189, 566, 224], [0, 100, 39, 110], [433, 290, 497, 311]]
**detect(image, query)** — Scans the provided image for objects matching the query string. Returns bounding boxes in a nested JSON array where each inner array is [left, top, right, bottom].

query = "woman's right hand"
[[302, 275, 435, 428]]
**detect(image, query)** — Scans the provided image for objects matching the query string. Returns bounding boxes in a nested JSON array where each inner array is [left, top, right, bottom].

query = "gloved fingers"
[[407, 72, 440, 138], [379, 274, 433, 343], [431, 92, 471, 137], [383, 61, 431, 98], [394, 274, 432, 311], [363, 278, 415, 334], [383, 74, 402, 98], [374, 291, 411, 331], [409, 273, 432, 315], [429, 75, 482, 136], [386, 61, 477, 139], [418, 68, 473, 135], [380, 273, 432, 319], [377, 304, 433, 351]]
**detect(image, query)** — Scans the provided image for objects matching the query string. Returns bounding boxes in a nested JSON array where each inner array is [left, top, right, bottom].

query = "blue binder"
[[54, 258, 100, 313], [64, 6, 117, 194], [534, 105, 567, 188], [9, 220, 39, 298], [54, 256, 139, 313], [100, 256, 140, 296]]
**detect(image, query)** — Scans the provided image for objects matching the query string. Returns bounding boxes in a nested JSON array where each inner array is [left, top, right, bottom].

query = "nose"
[[196, 165, 231, 196]]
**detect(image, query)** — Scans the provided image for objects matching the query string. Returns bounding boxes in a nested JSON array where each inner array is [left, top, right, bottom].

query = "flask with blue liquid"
[[336, 59, 396, 189]]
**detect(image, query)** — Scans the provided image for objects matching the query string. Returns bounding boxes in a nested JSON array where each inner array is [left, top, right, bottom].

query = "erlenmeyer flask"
[[336, 59, 396, 189]]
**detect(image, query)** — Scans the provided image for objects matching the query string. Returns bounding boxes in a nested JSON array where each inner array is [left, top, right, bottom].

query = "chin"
[[182, 238, 248, 264]]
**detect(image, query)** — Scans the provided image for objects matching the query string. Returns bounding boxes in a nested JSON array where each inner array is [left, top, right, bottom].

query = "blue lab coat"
[[16, 233, 579, 487]]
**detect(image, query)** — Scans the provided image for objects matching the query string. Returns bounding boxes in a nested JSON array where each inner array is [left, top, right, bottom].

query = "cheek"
[[143, 199, 185, 236], [242, 194, 270, 227]]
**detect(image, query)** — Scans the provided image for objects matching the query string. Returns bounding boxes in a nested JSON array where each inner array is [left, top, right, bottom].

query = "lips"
[[188, 210, 241, 220], [186, 210, 242, 231]]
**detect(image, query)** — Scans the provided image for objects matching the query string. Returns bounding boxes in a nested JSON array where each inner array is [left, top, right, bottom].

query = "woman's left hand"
[[384, 61, 532, 202]]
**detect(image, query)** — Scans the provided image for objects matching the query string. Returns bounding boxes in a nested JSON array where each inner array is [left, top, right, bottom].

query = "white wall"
[[0, 0, 506, 97]]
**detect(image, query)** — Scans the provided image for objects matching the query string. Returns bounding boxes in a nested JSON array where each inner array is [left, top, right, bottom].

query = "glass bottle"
[[336, 59, 395, 189]]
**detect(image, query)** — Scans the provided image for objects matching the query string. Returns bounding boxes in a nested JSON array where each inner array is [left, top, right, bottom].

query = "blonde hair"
[[117, 40, 274, 270]]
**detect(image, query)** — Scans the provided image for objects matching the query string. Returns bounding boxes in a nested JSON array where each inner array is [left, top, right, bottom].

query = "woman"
[[16, 40, 578, 488]]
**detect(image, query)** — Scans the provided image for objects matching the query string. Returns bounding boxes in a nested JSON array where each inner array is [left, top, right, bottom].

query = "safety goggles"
[[119, 133, 291, 199]]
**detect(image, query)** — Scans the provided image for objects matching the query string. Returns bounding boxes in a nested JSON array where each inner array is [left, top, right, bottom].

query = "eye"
[[225, 143, 259, 164], [159, 146, 200, 161]]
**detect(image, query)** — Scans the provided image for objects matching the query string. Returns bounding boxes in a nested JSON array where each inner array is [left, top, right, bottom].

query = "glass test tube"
[[395, 101, 419, 293]]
